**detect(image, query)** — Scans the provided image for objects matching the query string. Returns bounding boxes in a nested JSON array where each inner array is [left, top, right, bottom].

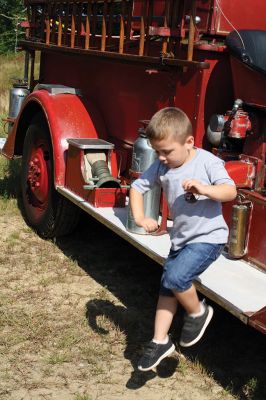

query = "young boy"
[[130, 107, 237, 372]]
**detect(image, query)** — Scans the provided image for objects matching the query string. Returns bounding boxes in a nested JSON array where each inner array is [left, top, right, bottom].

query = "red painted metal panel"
[[175, 53, 234, 148], [247, 195, 266, 271], [225, 160, 255, 189], [39, 52, 177, 144], [230, 58, 266, 107], [212, 0, 266, 35], [87, 188, 127, 208], [39, 51, 234, 152], [3, 90, 106, 186], [65, 144, 88, 199], [187, 0, 213, 34], [131, 0, 266, 37], [242, 124, 266, 165], [249, 307, 266, 334]]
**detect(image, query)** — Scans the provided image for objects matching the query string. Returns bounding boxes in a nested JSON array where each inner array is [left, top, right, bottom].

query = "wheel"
[[20, 115, 80, 238]]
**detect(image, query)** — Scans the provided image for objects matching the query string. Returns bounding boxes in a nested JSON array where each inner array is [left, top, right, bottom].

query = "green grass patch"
[[0, 53, 40, 135], [0, 197, 18, 213], [0, 157, 21, 199], [0, 53, 25, 127], [74, 395, 93, 400], [47, 353, 71, 365]]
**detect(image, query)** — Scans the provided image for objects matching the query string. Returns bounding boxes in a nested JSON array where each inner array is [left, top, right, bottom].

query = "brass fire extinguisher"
[[228, 197, 252, 258]]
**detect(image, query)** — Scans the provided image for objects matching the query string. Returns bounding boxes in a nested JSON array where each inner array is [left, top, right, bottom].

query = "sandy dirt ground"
[[0, 205, 265, 400]]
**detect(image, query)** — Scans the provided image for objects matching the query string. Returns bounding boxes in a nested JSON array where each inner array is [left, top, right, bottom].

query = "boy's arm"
[[182, 179, 237, 202], [129, 187, 159, 232]]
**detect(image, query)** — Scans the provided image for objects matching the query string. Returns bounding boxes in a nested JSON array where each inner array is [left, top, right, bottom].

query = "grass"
[[0, 157, 21, 197], [0, 53, 25, 137], [176, 356, 187, 377], [47, 353, 71, 365], [0, 52, 40, 137], [242, 378, 258, 399], [74, 395, 93, 400]]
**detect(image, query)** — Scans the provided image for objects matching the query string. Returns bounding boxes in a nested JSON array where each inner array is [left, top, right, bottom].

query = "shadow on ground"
[[0, 158, 21, 198], [55, 214, 266, 399]]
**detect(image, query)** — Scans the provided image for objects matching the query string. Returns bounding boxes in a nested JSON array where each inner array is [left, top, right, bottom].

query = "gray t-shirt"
[[131, 148, 235, 250]]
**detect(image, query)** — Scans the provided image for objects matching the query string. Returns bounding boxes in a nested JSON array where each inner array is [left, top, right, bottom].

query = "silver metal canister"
[[8, 84, 29, 132], [130, 128, 158, 172], [126, 129, 161, 234]]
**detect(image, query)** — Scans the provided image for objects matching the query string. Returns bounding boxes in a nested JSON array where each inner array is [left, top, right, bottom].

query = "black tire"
[[20, 115, 80, 238]]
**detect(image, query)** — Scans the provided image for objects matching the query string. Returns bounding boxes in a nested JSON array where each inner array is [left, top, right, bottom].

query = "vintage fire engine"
[[1, 0, 266, 334]]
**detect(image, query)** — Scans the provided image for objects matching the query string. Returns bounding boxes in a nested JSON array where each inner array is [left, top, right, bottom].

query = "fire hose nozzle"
[[91, 160, 120, 188]]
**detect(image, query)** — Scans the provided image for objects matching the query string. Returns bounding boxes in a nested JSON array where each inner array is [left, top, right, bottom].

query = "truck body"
[[1, 0, 266, 334]]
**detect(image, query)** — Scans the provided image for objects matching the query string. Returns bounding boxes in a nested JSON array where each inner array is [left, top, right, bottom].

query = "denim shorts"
[[160, 243, 224, 296]]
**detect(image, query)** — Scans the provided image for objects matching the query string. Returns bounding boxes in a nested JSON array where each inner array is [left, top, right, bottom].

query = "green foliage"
[[74, 395, 92, 400], [0, 0, 26, 53], [0, 157, 21, 199]]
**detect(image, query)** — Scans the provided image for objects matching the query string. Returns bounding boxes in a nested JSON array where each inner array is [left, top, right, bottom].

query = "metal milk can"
[[126, 128, 161, 234], [8, 83, 29, 132]]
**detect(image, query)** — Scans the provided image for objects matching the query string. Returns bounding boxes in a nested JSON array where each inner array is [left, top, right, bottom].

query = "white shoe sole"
[[179, 306, 214, 347], [138, 344, 175, 372]]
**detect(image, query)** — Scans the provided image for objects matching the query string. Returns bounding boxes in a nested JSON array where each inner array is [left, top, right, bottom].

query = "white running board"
[[57, 186, 266, 325]]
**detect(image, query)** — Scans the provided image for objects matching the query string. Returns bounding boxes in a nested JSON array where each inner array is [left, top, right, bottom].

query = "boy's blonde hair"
[[146, 107, 193, 144]]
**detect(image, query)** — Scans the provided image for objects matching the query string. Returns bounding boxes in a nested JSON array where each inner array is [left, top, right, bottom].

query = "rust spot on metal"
[[248, 307, 266, 334]]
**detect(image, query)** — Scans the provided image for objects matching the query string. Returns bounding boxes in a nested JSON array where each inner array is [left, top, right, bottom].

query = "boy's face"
[[150, 135, 194, 168]]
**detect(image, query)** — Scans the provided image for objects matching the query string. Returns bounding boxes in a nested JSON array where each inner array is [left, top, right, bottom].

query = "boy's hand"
[[182, 179, 237, 202], [135, 217, 159, 233], [182, 179, 205, 195], [129, 188, 159, 232]]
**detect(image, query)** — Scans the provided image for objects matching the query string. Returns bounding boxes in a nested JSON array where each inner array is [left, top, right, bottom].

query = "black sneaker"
[[179, 304, 213, 347], [138, 339, 175, 371]]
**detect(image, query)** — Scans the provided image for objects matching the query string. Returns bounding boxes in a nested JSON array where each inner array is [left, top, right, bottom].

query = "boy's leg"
[[173, 284, 213, 347], [161, 243, 224, 347], [137, 295, 176, 371], [153, 295, 178, 341], [173, 284, 200, 314], [138, 243, 223, 370]]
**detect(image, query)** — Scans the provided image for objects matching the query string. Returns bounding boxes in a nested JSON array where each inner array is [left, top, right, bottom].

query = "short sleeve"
[[131, 160, 161, 194], [207, 159, 235, 186]]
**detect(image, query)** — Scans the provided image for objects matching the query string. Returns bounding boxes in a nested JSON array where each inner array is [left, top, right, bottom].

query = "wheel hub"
[[27, 147, 49, 204]]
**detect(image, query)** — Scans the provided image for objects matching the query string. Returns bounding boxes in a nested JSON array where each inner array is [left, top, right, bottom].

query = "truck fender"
[[2, 89, 107, 186]]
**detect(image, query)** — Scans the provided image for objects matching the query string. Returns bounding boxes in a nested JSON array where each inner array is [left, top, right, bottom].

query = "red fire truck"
[[1, 0, 266, 334]]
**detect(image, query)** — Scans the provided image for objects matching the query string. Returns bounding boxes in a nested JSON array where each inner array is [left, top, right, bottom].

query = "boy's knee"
[[162, 268, 191, 292]]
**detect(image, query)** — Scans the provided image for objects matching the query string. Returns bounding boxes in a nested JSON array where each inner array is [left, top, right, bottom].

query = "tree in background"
[[0, 0, 26, 53]]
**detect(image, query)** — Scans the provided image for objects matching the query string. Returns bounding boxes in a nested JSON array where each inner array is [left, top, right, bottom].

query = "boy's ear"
[[186, 135, 194, 147]]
